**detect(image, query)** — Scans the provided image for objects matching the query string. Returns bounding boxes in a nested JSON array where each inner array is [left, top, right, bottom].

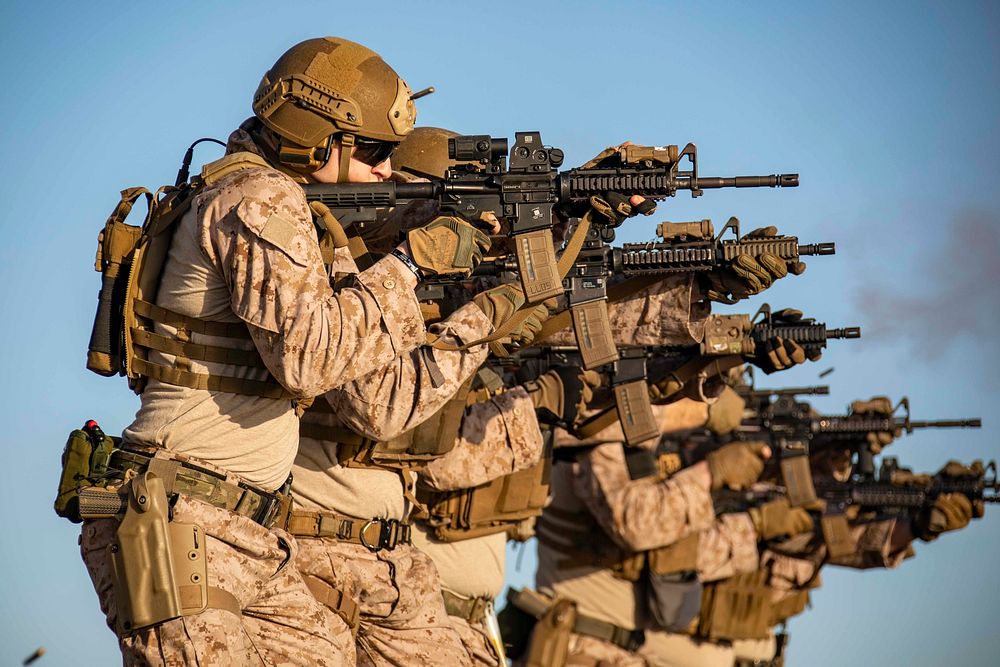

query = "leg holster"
[[109, 472, 238, 634]]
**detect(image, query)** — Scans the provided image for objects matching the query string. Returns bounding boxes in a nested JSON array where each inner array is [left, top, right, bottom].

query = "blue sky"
[[1, 1, 997, 664]]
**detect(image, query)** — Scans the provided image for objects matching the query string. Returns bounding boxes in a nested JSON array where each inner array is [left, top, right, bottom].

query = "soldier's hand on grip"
[[703, 227, 806, 304], [849, 396, 898, 454], [406, 215, 491, 276], [915, 493, 976, 540], [749, 497, 815, 541], [529, 365, 603, 426], [938, 460, 987, 518], [707, 442, 771, 491]]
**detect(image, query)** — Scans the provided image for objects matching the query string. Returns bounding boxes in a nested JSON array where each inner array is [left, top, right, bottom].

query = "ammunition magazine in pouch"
[[820, 511, 854, 559], [698, 570, 772, 641], [570, 300, 618, 369], [109, 472, 208, 634], [778, 441, 817, 507], [54, 427, 118, 522], [515, 229, 563, 303]]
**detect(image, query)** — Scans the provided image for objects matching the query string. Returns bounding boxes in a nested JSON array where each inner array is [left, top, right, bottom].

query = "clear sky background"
[[0, 1, 997, 665]]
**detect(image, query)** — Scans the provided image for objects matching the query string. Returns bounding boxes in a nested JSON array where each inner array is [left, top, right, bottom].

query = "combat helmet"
[[394, 127, 479, 179], [252, 37, 416, 179]]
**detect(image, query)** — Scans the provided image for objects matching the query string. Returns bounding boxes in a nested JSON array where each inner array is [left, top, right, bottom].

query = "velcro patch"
[[260, 212, 300, 251]]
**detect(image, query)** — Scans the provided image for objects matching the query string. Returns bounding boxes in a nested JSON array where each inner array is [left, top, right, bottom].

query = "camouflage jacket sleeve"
[[420, 387, 545, 491], [571, 442, 714, 552], [543, 274, 709, 347], [696, 512, 761, 582], [202, 167, 425, 397], [326, 301, 492, 441]]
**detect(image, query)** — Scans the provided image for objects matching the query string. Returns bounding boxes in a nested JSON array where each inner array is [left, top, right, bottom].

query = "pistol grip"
[[614, 380, 660, 446], [515, 229, 563, 303], [571, 301, 619, 369]]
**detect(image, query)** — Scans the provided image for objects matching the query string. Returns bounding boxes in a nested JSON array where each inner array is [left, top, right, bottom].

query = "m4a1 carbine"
[[303, 136, 797, 305]]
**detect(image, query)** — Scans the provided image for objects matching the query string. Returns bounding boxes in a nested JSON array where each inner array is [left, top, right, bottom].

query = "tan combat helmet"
[[253, 36, 417, 179], [394, 126, 478, 179]]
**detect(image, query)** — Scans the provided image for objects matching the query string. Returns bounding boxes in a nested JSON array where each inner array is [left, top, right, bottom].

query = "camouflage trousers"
[[565, 632, 650, 667], [81, 495, 354, 666], [295, 537, 469, 666], [447, 614, 501, 667]]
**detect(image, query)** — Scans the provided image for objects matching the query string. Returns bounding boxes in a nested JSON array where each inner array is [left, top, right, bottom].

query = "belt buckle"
[[625, 629, 645, 652], [359, 518, 404, 552]]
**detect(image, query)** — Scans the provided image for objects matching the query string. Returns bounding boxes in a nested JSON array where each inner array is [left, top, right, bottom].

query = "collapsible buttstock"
[[515, 230, 563, 303]]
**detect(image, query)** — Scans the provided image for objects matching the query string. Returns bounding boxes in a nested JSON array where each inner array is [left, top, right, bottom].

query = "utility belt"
[[284, 509, 412, 552], [497, 588, 645, 667], [110, 446, 290, 528], [54, 423, 288, 529], [442, 590, 493, 625]]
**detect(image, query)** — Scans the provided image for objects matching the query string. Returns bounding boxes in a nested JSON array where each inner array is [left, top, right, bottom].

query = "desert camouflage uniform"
[[292, 230, 546, 665], [81, 126, 427, 665]]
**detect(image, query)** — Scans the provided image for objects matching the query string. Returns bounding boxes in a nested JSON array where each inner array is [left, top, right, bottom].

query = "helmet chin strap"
[[337, 133, 355, 183]]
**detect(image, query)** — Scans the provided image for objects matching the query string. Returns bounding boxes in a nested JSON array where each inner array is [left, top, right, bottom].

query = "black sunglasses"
[[352, 137, 398, 167]]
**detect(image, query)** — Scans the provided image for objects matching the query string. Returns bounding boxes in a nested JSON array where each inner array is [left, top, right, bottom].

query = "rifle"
[[712, 458, 1000, 517], [511, 309, 859, 447], [303, 136, 797, 305]]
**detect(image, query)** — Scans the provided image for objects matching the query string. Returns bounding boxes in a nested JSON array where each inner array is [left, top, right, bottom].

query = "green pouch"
[[54, 425, 117, 522]]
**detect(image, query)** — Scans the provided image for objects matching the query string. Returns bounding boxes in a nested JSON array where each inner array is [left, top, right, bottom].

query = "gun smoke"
[[855, 211, 1000, 376]]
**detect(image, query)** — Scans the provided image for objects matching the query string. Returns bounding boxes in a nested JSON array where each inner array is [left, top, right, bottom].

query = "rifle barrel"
[[908, 419, 982, 429], [694, 174, 799, 189]]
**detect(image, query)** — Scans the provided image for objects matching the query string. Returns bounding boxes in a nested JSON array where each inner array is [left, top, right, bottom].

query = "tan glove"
[[938, 460, 987, 519], [751, 309, 822, 374], [702, 227, 806, 304], [706, 442, 770, 491], [915, 493, 974, 540], [472, 285, 553, 345], [406, 215, 491, 276], [705, 386, 747, 436], [849, 396, 898, 454], [529, 366, 603, 425], [749, 498, 815, 541]]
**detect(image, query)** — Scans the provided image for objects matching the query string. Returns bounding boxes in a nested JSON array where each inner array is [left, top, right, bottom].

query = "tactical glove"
[[705, 386, 748, 436], [849, 396, 898, 454], [529, 366, 603, 426], [702, 227, 806, 304], [562, 144, 658, 225], [472, 285, 553, 345], [749, 498, 815, 541], [706, 442, 770, 491], [914, 493, 975, 541], [406, 215, 491, 276], [750, 309, 822, 374]]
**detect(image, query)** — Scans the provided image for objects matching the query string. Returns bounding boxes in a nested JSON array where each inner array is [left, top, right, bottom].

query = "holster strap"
[[285, 510, 411, 552], [442, 590, 490, 624], [206, 587, 243, 618], [303, 575, 361, 637]]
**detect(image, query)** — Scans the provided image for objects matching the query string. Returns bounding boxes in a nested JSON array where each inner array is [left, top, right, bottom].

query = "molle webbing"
[[121, 152, 294, 399], [299, 378, 471, 470], [421, 456, 551, 542], [696, 570, 773, 641], [510, 589, 645, 653]]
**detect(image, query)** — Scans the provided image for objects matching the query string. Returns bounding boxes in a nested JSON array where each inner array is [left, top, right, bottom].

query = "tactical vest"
[[693, 566, 814, 642], [417, 443, 552, 542], [298, 382, 470, 471], [86, 152, 292, 399]]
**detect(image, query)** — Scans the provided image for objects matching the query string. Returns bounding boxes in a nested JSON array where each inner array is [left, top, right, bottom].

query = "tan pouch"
[[109, 472, 207, 633], [698, 570, 772, 641]]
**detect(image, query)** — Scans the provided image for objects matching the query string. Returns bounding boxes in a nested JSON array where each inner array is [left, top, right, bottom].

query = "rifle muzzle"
[[826, 327, 861, 339], [797, 242, 836, 256]]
